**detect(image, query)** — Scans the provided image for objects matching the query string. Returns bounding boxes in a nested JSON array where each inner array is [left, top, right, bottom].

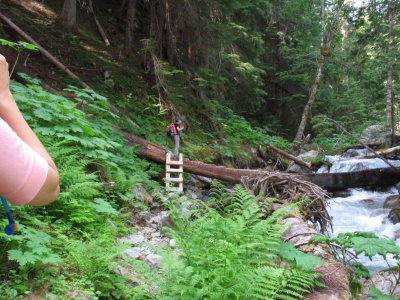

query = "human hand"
[[0, 54, 10, 96]]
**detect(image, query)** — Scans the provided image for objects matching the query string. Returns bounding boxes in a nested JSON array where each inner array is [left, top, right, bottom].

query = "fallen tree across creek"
[[123, 131, 400, 190]]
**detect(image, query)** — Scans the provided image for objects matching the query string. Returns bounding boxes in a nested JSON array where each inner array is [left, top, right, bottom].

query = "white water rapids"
[[318, 149, 400, 272]]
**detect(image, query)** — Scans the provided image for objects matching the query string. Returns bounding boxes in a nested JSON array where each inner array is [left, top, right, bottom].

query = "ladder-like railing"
[[165, 153, 183, 192]]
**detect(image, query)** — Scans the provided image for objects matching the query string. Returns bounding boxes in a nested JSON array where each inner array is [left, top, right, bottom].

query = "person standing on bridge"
[[167, 118, 184, 160], [173, 119, 184, 159]]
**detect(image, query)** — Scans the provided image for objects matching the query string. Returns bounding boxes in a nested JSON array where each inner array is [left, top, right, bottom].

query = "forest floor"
[[2, 0, 135, 96]]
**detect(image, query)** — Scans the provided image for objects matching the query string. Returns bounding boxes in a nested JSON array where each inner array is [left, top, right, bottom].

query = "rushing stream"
[[318, 149, 400, 272]]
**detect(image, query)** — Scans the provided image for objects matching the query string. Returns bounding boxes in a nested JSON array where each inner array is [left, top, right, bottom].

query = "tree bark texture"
[[268, 144, 312, 170], [165, 0, 177, 65], [60, 0, 76, 32], [122, 130, 400, 190], [123, 0, 138, 56], [385, 9, 394, 148], [293, 57, 325, 146], [386, 68, 394, 147], [88, 0, 110, 46], [293, 0, 344, 149]]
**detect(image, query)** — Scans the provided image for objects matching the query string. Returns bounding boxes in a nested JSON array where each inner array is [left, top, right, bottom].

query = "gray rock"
[[332, 189, 352, 198], [68, 291, 93, 300], [150, 211, 173, 229], [149, 238, 165, 247], [362, 270, 400, 299], [169, 239, 176, 247], [361, 199, 375, 205], [343, 149, 361, 158], [349, 162, 368, 172], [125, 247, 143, 259], [132, 185, 153, 204], [358, 125, 386, 144], [190, 191, 199, 199], [190, 175, 213, 185], [389, 208, 400, 224], [287, 150, 318, 173], [151, 232, 161, 238], [396, 182, 400, 194], [114, 267, 140, 283], [118, 234, 145, 245], [383, 195, 400, 209], [145, 253, 162, 267]]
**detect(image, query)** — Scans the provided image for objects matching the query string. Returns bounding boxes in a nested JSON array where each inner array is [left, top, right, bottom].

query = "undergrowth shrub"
[[158, 184, 323, 299], [310, 114, 356, 154], [0, 78, 158, 299], [209, 103, 289, 159]]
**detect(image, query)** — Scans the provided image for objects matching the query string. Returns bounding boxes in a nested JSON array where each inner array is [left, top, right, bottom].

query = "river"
[[318, 149, 400, 272]]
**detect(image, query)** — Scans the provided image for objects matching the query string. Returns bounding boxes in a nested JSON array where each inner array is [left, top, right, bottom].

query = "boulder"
[[361, 270, 400, 299], [349, 162, 369, 172], [360, 199, 375, 205], [332, 189, 352, 198], [132, 184, 153, 204], [280, 217, 351, 300], [67, 291, 93, 300], [343, 149, 361, 158], [388, 207, 400, 224], [145, 253, 162, 268], [287, 150, 319, 173], [396, 182, 400, 194], [358, 125, 386, 144], [118, 234, 145, 245], [383, 195, 400, 209]]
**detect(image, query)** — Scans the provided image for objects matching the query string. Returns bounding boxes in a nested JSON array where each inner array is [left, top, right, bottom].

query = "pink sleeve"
[[0, 118, 48, 205]]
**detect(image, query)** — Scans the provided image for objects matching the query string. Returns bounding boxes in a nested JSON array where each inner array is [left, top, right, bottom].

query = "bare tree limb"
[[0, 12, 90, 89]]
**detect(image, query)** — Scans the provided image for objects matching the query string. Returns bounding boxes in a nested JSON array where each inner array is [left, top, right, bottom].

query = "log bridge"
[[124, 133, 400, 190]]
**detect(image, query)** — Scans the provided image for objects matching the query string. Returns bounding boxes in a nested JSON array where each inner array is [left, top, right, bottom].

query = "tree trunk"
[[293, 57, 325, 148], [386, 68, 394, 147], [123, 0, 138, 56], [293, 0, 343, 150], [60, 0, 76, 32], [165, 0, 177, 64], [385, 8, 394, 148], [121, 130, 400, 189]]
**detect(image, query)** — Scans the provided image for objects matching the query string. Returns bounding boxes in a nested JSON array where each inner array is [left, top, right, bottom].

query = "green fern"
[[159, 183, 322, 299], [42, 140, 115, 229]]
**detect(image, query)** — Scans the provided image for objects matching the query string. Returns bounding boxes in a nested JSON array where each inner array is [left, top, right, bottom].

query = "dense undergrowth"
[[157, 184, 324, 299], [0, 76, 305, 299], [0, 77, 159, 299]]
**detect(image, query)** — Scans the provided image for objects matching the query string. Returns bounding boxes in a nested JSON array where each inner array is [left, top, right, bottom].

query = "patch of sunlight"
[[13, 0, 57, 18], [80, 43, 123, 67], [81, 43, 112, 59]]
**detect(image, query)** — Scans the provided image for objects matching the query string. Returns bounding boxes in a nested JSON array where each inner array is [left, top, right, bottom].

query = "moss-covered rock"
[[384, 195, 400, 209], [389, 207, 400, 224]]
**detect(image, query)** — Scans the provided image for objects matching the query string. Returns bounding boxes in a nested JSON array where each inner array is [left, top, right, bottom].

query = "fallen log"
[[88, 0, 111, 46], [123, 131, 400, 190], [344, 142, 382, 151], [353, 145, 400, 159], [267, 144, 313, 170], [327, 117, 399, 171], [0, 12, 90, 89]]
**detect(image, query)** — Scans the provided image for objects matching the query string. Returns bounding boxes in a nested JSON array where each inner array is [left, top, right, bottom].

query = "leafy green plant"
[[0, 39, 38, 76], [0, 76, 159, 298], [310, 232, 400, 264], [311, 232, 400, 299], [159, 184, 323, 299], [1, 226, 61, 268], [368, 287, 396, 300]]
